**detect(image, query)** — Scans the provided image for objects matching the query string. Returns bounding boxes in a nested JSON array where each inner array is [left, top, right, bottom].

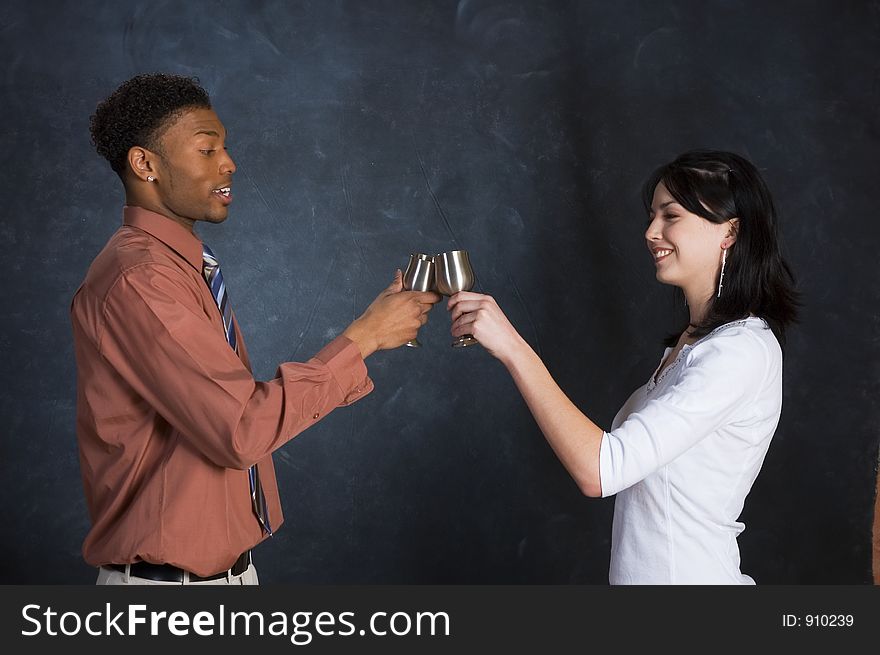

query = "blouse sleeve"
[[599, 329, 770, 497]]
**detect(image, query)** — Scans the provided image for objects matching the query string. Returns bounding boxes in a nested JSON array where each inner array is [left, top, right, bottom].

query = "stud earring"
[[717, 248, 728, 298], [147, 175, 155, 182]]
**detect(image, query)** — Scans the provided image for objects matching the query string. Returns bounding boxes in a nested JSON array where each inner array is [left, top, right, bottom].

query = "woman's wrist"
[[498, 332, 537, 371]]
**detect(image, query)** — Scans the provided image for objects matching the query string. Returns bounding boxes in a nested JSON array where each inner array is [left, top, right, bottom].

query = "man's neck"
[[124, 193, 196, 234]]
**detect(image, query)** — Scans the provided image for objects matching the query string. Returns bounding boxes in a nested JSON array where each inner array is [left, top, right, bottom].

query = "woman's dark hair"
[[642, 149, 800, 347], [90, 73, 211, 179]]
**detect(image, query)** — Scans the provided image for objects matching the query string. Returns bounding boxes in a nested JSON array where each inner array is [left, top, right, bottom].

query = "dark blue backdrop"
[[1, 0, 877, 583]]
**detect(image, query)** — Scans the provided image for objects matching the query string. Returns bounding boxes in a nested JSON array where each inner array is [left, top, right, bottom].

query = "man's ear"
[[724, 217, 740, 247], [127, 146, 159, 183]]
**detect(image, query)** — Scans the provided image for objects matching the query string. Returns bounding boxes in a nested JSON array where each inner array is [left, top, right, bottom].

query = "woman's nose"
[[644, 216, 661, 241]]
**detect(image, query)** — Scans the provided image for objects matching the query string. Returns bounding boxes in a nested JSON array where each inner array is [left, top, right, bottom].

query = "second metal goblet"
[[402, 253, 435, 348], [434, 249, 478, 348]]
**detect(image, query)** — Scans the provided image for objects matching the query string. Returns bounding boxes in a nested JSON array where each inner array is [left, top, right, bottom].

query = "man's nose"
[[220, 150, 236, 175]]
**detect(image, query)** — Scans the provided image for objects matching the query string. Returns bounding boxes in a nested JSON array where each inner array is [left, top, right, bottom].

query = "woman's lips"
[[653, 248, 673, 264]]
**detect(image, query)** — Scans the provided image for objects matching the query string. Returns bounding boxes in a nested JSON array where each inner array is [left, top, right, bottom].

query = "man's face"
[[150, 107, 236, 227]]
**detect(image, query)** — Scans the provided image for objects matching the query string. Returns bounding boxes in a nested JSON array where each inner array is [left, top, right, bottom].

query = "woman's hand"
[[447, 291, 527, 363]]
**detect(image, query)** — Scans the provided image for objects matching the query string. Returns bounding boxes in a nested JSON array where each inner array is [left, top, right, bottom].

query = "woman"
[[448, 150, 799, 584]]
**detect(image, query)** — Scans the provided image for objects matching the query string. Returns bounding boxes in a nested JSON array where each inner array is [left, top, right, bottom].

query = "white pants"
[[96, 563, 259, 585]]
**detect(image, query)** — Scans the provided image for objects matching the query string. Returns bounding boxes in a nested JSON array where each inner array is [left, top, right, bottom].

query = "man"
[[71, 73, 439, 585]]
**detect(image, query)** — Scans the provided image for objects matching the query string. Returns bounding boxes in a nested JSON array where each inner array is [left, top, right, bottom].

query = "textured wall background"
[[1, 0, 877, 583]]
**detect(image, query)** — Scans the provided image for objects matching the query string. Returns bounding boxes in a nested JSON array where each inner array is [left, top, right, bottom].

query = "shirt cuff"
[[313, 335, 374, 405]]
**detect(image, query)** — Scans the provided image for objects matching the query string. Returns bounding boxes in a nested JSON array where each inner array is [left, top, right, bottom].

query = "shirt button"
[[313, 413, 320, 419]]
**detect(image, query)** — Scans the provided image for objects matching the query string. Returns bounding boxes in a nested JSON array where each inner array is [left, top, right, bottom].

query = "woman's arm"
[[449, 291, 605, 497]]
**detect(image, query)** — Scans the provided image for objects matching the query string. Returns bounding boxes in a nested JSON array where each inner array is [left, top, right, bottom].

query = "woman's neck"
[[685, 295, 711, 326], [682, 274, 717, 325]]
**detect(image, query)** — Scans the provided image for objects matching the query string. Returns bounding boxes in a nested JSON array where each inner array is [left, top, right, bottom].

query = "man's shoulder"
[[110, 224, 191, 270], [80, 226, 197, 301]]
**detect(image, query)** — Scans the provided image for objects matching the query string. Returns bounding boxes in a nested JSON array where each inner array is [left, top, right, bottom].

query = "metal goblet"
[[434, 249, 478, 348], [402, 253, 435, 348]]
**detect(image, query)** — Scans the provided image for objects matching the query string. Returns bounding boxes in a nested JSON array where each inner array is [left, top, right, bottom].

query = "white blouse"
[[599, 317, 783, 584]]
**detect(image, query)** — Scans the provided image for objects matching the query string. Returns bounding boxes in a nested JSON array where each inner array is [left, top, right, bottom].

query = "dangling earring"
[[717, 247, 728, 298]]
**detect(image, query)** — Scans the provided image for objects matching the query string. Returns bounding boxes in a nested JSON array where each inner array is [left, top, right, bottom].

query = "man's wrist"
[[342, 320, 377, 360]]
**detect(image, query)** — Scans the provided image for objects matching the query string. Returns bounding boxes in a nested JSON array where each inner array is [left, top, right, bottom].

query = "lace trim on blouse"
[[646, 318, 755, 392]]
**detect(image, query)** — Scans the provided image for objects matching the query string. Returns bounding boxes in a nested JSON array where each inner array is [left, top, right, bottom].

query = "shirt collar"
[[123, 205, 205, 272]]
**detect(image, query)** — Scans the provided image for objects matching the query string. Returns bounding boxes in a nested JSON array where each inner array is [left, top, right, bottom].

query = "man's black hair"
[[90, 73, 211, 179]]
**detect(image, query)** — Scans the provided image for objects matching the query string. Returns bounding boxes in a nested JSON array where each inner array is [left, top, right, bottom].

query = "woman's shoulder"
[[685, 316, 781, 374], [697, 316, 779, 348]]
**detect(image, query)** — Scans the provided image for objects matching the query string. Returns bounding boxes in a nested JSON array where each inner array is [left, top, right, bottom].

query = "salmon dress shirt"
[[71, 206, 373, 576]]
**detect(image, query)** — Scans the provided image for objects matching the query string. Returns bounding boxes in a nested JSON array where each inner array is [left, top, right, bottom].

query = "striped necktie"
[[202, 244, 273, 536]]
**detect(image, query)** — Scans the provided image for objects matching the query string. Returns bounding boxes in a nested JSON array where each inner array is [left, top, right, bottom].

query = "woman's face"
[[645, 182, 732, 294]]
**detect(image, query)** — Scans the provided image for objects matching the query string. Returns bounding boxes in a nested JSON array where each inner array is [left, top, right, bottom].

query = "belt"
[[110, 550, 251, 582]]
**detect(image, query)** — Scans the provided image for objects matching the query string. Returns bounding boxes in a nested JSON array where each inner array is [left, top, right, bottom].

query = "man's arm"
[[98, 265, 437, 469]]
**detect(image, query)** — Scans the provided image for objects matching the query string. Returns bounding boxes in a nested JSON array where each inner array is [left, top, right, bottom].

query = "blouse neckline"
[[647, 317, 763, 391]]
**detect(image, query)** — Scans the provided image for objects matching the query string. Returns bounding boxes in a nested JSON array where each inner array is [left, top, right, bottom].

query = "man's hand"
[[343, 271, 441, 358]]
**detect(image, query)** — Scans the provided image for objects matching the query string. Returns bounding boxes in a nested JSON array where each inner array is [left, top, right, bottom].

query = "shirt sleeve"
[[98, 262, 373, 469], [599, 329, 769, 497]]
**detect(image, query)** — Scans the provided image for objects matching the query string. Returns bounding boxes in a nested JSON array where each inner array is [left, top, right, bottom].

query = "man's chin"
[[204, 210, 229, 224]]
